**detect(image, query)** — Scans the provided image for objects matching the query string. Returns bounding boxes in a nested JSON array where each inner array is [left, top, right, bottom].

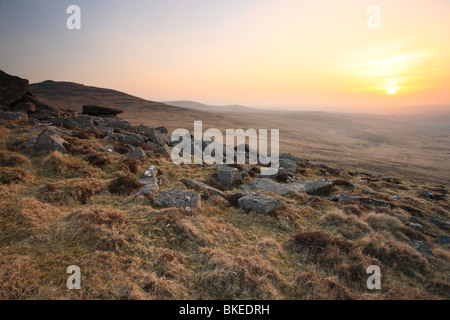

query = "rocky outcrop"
[[0, 70, 29, 110], [0, 111, 28, 122], [155, 189, 201, 209], [238, 193, 283, 214]]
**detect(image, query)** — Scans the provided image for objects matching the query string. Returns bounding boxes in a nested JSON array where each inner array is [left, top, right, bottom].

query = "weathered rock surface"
[[126, 144, 145, 159], [156, 144, 171, 157], [82, 105, 123, 117], [0, 111, 28, 122], [437, 235, 450, 245], [10, 101, 36, 113], [428, 216, 450, 229], [289, 179, 334, 196], [0, 70, 29, 109], [155, 189, 201, 209], [184, 179, 228, 199], [217, 165, 242, 188], [409, 223, 425, 234], [241, 178, 293, 196], [33, 129, 68, 154], [353, 197, 391, 208], [238, 193, 283, 214], [279, 158, 297, 171], [408, 241, 433, 256]]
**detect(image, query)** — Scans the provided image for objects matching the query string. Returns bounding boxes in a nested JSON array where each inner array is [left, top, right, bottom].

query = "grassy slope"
[[0, 119, 449, 300]]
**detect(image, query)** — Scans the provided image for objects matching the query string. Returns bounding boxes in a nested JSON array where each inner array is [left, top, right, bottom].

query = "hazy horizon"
[[1, 0, 449, 113]]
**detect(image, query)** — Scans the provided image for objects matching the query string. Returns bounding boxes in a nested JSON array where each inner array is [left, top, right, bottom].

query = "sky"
[[0, 0, 449, 113]]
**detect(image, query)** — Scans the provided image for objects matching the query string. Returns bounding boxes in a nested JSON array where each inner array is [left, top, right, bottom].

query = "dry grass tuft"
[[38, 178, 104, 205], [108, 175, 144, 196], [197, 248, 285, 299], [363, 212, 404, 238], [294, 272, 355, 300], [287, 231, 376, 285], [72, 131, 91, 140], [320, 209, 372, 240], [360, 234, 430, 277], [0, 168, 33, 185], [122, 158, 140, 174], [0, 150, 30, 167], [64, 207, 141, 252], [42, 151, 100, 178], [85, 152, 111, 167]]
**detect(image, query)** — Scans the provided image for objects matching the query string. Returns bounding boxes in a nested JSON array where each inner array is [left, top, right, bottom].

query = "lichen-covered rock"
[[33, 129, 67, 154], [155, 189, 201, 209], [238, 193, 283, 214], [0, 111, 28, 122], [217, 165, 242, 188], [126, 145, 145, 159]]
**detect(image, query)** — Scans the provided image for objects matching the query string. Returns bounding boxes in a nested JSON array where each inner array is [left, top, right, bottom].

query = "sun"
[[386, 87, 398, 95]]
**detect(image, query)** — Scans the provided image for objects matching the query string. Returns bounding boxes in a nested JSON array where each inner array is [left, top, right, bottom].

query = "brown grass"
[[196, 248, 284, 299], [108, 175, 144, 196], [360, 234, 430, 277], [42, 151, 100, 178], [293, 272, 355, 300], [123, 158, 140, 174], [0, 150, 30, 167], [0, 168, 33, 185], [38, 178, 105, 205]]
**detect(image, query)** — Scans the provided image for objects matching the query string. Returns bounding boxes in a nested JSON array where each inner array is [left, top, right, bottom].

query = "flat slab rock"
[[184, 179, 228, 199], [155, 189, 201, 209], [238, 193, 283, 214], [82, 105, 123, 117], [240, 178, 334, 196]]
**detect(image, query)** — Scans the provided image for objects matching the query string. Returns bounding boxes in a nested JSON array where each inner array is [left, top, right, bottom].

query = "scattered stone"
[[409, 223, 425, 234], [126, 144, 145, 159], [99, 191, 112, 196], [408, 241, 433, 256], [100, 117, 132, 130], [289, 179, 334, 196], [33, 129, 67, 154], [82, 105, 123, 117], [238, 193, 283, 214], [409, 216, 420, 223], [279, 158, 297, 171], [136, 165, 159, 196], [280, 153, 310, 164], [428, 217, 450, 229], [353, 197, 391, 208], [217, 165, 242, 188], [47, 118, 80, 128], [148, 128, 169, 146], [73, 115, 94, 128], [241, 178, 292, 196], [0, 111, 28, 122], [98, 144, 115, 153], [437, 235, 450, 245], [155, 189, 201, 209], [156, 144, 171, 157], [184, 179, 228, 199], [10, 101, 35, 113], [114, 132, 142, 146]]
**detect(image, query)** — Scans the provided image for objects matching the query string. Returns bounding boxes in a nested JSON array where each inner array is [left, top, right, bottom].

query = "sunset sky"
[[0, 0, 449, 112]]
